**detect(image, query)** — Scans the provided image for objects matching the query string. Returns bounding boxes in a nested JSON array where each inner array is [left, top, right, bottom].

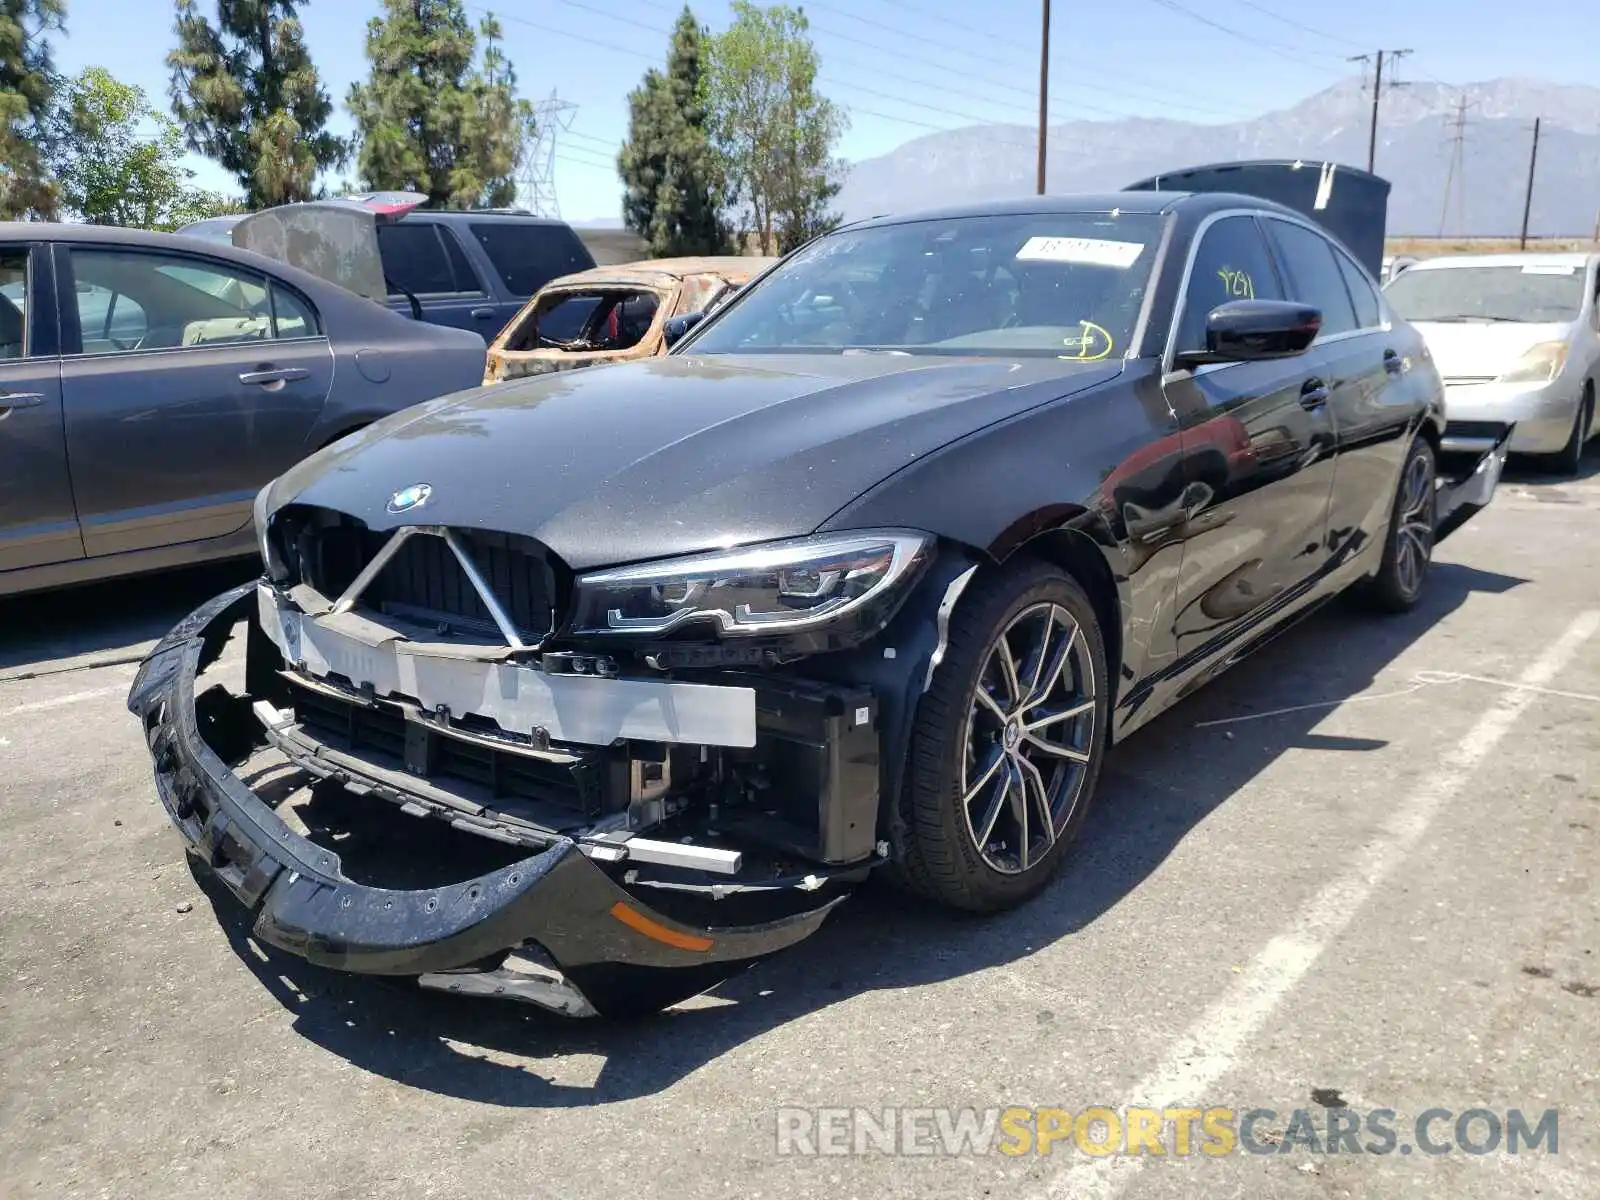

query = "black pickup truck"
[[181, 200, 595, 337]]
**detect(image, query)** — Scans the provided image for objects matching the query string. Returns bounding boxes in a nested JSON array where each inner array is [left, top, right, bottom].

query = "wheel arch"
[[995, 523, 1127, 715], [318, 420, 372, 450]]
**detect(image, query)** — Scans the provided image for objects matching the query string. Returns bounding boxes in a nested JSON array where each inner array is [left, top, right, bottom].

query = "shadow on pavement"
[[1502, 436, 1600, 487], [186, 558, 1528, 1109], [0, 561, 256, 676]]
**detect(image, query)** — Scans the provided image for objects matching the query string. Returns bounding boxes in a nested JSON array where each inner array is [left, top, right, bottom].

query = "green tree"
[[346, 2, 535, 208], [166, 0, 345, 208], [703, 0, 845, 254], [1, 0, 67, 219], [48, 66, 241, 229], [158, 189, 246, 230], [618, 6, 727, 257]]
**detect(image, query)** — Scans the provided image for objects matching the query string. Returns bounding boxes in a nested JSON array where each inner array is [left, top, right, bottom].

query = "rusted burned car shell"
[[484, 256, 775, 383]]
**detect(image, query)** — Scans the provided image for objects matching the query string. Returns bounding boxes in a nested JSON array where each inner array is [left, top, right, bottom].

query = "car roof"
[[404, 210, 573, 227], [0, 221, 269, 249], [542, 256, 776, 289], [846, 190, 1305, 230], [0, 220, 386, 309], [1403, 251, 1597, 271]]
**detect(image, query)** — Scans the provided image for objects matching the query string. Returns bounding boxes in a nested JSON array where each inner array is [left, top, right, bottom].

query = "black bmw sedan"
[[128, 188, 1511, 1017]]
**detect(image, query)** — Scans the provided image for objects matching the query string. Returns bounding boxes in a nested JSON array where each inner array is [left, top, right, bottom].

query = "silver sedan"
[[1383, 252, 1599, 473]]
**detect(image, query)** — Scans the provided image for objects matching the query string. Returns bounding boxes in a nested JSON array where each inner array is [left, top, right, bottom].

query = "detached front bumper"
[[126, 584, 843, 1018], [1435, 420, 1513, 543]]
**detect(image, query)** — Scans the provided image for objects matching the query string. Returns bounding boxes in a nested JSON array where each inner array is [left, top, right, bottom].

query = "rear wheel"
[[1357, 436, 1436, 614], [895, 560, 1110, 913]]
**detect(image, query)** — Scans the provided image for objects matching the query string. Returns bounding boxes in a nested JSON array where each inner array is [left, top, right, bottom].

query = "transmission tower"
[[518, 91, 578, 217], [1438, 96, 1473, 236]]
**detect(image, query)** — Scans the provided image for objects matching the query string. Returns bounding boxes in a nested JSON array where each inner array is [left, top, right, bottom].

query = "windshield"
[[686, 212, 1162, 359], [1384, 264, 1587, 323]]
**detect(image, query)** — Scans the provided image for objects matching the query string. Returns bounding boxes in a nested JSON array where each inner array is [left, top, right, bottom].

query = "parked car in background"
[[1383, 252, 1600, 472], [181, 200, 596, 337], [484, 256, 775, 383], [0, 220, 486, 598], [1382, 253, 1421, 282]]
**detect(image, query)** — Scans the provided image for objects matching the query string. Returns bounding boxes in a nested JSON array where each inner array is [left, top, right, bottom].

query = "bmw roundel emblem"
[[387, 483, 432, 514]]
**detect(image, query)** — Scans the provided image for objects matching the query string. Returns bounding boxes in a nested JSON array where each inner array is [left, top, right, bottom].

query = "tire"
[[1357, 436, 1437, 615], [1545, 386, 1592, 477], [893, 559, 1111, 913]]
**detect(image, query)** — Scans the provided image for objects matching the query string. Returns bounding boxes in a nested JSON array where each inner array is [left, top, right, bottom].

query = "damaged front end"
[[129, 514, 941, 1018]]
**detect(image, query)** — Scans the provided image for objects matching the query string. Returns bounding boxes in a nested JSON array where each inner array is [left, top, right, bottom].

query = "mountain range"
[[835, 77, 1600, 237]]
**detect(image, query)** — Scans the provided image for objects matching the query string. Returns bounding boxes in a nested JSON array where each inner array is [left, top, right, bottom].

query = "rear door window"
[[470, 223, 594, 296], [1, 251, 27, 359], [376, 223, 458, 296], [1331, 247, 1383, 329], [65, 249, 309, 353]]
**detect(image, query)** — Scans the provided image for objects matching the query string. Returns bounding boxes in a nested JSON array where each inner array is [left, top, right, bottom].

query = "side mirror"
[[662, 311, 705, 349], [1178, 299, 1321, 366]]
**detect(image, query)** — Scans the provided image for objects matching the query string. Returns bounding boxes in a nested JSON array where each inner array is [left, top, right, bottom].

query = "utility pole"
[[1520, 117, 1541, 250], [1348, 48, 1411, 173], [1037, 0, 1051, 195]]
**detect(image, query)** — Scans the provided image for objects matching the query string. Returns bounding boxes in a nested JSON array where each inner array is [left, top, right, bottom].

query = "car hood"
[[1412, 320, 1574, 380], [263, 352, 1122, 570]]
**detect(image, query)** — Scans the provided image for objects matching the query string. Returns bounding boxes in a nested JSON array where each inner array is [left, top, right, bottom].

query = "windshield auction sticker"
[[1016, 236, 1146, 268]]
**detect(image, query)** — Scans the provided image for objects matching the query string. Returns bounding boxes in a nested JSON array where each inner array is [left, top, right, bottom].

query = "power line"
[[802, 1, 1261, 119], [1137, 0, 1348, 69], [1223, 0, 1367, 50]]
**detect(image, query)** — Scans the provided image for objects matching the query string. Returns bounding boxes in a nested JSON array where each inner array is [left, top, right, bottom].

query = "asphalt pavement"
[[2, 457, 1597, 1200]]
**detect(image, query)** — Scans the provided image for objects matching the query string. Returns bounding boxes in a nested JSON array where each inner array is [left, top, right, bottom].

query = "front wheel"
[[1545, 386, 1593, 477], [894, 561, 1111, 913], [1357, 436, 1437, 614]]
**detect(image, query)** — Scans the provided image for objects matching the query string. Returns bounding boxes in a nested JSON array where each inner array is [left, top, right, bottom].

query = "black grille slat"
[[284, 509, 557, 640], [285, 684, 606, 824]]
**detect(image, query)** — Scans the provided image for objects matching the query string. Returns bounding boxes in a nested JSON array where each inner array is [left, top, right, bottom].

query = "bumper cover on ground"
[[126, 584, 843, 1017], [1435, 421, 1513, 543]]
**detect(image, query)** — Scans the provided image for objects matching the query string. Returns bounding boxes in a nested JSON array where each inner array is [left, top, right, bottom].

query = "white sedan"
[[1383, 252, 1599, 473]]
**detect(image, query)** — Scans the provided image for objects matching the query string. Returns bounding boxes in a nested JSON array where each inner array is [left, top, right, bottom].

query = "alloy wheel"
[[960, 602, 1098, 874], [1395, 450, 1435, 598]]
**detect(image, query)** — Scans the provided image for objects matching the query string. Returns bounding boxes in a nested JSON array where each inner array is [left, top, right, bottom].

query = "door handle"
[[0, 391, 45, 419], [1299, 378, 1330, 409], [238, 368, 311, 386], [1383, 348, 1403, 374], [470, 306, 498, 320]]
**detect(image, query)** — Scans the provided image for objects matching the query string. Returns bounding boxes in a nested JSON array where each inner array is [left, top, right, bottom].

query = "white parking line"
[[1038, 608, 1600, 1200], [0, 682, 130, 720]]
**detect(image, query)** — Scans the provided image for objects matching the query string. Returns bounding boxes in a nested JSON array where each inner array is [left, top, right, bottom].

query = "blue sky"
[[49, 0, 1600, 222]]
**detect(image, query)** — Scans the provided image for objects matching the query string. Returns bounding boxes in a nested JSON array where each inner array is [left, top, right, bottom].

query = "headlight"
[[1497, 339, 1569, 383], [569, 530, 933, 637]]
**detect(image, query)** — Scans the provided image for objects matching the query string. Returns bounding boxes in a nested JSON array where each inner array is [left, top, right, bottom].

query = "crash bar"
[[329, 524, 528, 651]]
